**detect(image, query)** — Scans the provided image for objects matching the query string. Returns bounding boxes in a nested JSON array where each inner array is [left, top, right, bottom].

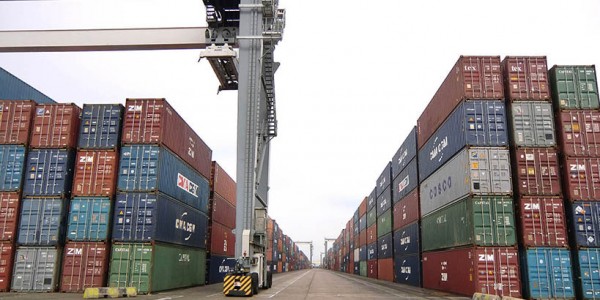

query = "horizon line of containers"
[[325, 55, 600, 300], [0, 97, 309, 294]]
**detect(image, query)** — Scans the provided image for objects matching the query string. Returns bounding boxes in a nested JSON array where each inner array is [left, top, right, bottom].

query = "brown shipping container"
[[266, 249, 273, 262], [122, 99, 212, 179], [59, 241, 108, 292], [72, 150, 118, 197], [277, 262, 282, 273], [502, 56, 550, 101], [393, 188, 419, 230], [513, 148, 562, 196], [367, 224, 377, 245], [359, 231, 367, 246], [0, 192, 19, 242], [211, 193, 236, 230], [516, 196, 567, 248], [359, 197, 367, 216], [563, 157, 600, 201], [0, 242, 14, 291], [367, 260, 378, 279], [378, 258, 394, 282], [30, 103, 81, 149], [0, 100, 35, 145], [422, 247, 521, 297], [211, 162, 236, 206], [556, 110, 600, 157], [210, 222, 235, 257], [354, 235, 359, 248], [417, 56, 504, 149]]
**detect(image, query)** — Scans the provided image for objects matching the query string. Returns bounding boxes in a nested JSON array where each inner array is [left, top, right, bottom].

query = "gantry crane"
[[323, 238, 336, 269]]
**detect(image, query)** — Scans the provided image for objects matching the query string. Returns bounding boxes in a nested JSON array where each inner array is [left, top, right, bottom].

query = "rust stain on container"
[[30, 103, 81, 149], [0, 100, 35, 145], [72, 150, 118, 197]]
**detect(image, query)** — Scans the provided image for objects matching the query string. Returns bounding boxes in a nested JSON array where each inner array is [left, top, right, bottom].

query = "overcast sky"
[[1, 0, 599, 264]]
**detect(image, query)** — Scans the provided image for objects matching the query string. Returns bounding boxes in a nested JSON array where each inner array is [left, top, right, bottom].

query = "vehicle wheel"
[[251, 272, 259, 295]]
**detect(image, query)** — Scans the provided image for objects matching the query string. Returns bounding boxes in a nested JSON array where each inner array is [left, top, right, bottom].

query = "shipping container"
[[122, 99, 212, 179], [377, 232, 393, 259], [376, 162, 391, 196], [522, 248, 575, 299], [417, 56, 504, 149], [209, 221, 235, 257], [353, 263, 360, 275], [367, 207, 376, 227], [67, 197, 111, 241], [376, 186, 392, 217], [359, 214, 366, 232], [23, 149, 75, 197], [575, 248, 600, 300], [30, 103, 81, 149], [359, 230, 366, 247], [0, 192, 19, 241], [420, 147, 512, 217], [569, 201, 600, 248], [513, 148, 562, 195], [393, 188, 419, 230], [72, 150, 118, 197], [393, 253, 420, 287], [0, 144, 26, 192], [563, 157, 600, 201], [59, 241, 108, 292], [377, 209, 392, 238], [78, 104, 124, 149], [509, 101, 556, 147], [118, 145, 209, 212], [422, 247, 521, 297], [11, 246, 61, 292], [549, 65, 599, 110], [367, 242, 377, 261], [392, 127, 417, 179], [359, 245, 367, 261], [516, 196, 568, 248], [353, 248, 359, 262], [210, 193, 236, 230], [359, 261, 367, 277], [112, 192, 208, 248], [359, 197, 367, 216], [206, 254, 236, 284], [0, 242, 14, 291], [109, 242, 206, 294], [392, 159, 418, 203], [367, 260, 378, 279], [353, 208, 359, 225], [502, 56, 550, 101], [367, 188, 377, 212], [378, 258, 393, 282], [393, 222, 420, 256], [0, 100, 35, 145], [556, 110, 600, 157], [17, 197, 67, 246], [211, 161, 236, 206], [353, 219, 359, 236], [419, 100, 508, 181]]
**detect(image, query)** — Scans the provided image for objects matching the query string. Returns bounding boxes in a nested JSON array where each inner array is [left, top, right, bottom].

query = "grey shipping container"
[[419, 100, 508, 182], [23, 149, 76, 197], [0, 67, 55, 104], [78, 104, 124, 149], [392, 158, 418, 203], [376, 162, 392, 196], [392, 127, 417, 179], [393, 222, 420, 256], [509, 101, 556, 147], [0, 144, 26, 192], [376, 186, 392, 217], [17, 198, 68, 246], [11, 246, 61, 291], [420, 147, 512, 217]]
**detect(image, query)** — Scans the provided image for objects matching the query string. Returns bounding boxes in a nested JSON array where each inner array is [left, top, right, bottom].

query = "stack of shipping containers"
[[109, 98, 211, 294], [550, 65, 600, 299], [375, 163, 393, 281], [13, 103, 80, 292], [60, 104, 123, 292], [0, 100, 35, 291], [352, 198, 367, 276], [366, 189, 377, 278]]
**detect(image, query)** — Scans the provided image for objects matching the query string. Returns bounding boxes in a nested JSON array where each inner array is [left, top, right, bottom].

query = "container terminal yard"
[[1, 1, 600, 299]]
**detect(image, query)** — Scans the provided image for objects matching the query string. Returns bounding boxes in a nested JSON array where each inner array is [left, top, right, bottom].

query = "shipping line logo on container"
[[397, 149, 408, 166], [429, 136, 448, 162], [175, 212, 196, 240], [127, 105, 142, 112], [177, 173, 199, 197], [398, 175, 409, 194], [429, 176, 452, 200]]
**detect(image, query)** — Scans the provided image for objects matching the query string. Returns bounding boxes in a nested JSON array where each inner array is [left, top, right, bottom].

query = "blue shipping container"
[[23, 149, 75, 197], [419, 100, 508, 183], [368, 188, 377, 212], [112, 192, 208, 248], [523, 248, 575, 299], [67, 197, 111, 241], [206, 255, 236, 284], [359, 214, 366, 231], [359, 245, 367, 261], [367, 242, 377, 260], [0, 145, 26, 191], [376, 186, 392, 217], [78, 104, 124, 149], [394, 253, 421, 287], [392, 158, 418, 204], [376, 162, 392, 197], [393, 222, 420, 256], [17, 197, 67, 246], [0, 67, 56, 104], [570, 201, 600, 248], [377, 232, 393, 259], [576, 248, 600, 299], [118, 145, 209, 213], [392, 127, 417, 180]]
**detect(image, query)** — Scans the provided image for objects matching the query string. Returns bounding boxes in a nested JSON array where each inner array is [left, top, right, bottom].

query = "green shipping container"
[[549, 65, 599, 109], [421, 196, 516, 252], [377, 209, 392, 238], [367, 208, 376, 227], [109, 243, 206, 294], [359, 261, 367, 277]]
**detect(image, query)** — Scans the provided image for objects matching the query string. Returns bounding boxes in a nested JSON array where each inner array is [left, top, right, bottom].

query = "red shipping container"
[[516, 196, 568, 247], [210, 221, 235, 257], [60, 241, 109, 292], [367, 260, 378, 279], [211, 193, 236, 230], [348, 252, 354, 274], [30, 103, 81, 149], [277, 262, 282, 273], [367, 224, 377, 245], [513, 148, 562, 196], [0, 242, 14, 291], [563, 157, 600, 201], [0, 192, 19, 241], [211, 162, 236, 206], [354, 235, 359, 248], [0, 100, 35, 145], [556, 110, 600, 157], [422, 247, 521, 297], [72, 150, 118, 197], [417, 56, 504, 149], [359, 197, 367, 216], [502, 56, 550, 102], [378, 258, 394, 282], [122, 99, 212, 179], [393, 188, 420, 230], [360, 231, 367, 246], [266, 249, 273, 262]]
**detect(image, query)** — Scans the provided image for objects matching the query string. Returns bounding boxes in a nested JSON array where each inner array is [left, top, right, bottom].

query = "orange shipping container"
[[378, 258, 394, 282], [72, 150, 118, 197]]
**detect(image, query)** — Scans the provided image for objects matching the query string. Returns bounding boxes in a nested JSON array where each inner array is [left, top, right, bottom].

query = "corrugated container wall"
[[417, 56, 504, 149], [122, 98, 212, 180], [522, 248, 575, 299], [549, 65, 598, 110], [73, 150, 118, 197], [575, 248, 600, 299], [562, 157, 600, 201], [0, 192, 19, 241], [211, 193, 236, 229], [0, 145, 26, 192], [376, 186, 392, 217], [556, 110, 600, 157], [209, 221, 235, 257], [78, 104, 124, 149], [393, 222, 420, 256], [0, 100, 35, 145], [392, 159, 418, 203], [206, 254, 236, 284], [392, 127, 417, 179], [394, 253, 420, 287], [376, 162, 391, 196], [67, 197, 111, 241], [211, 161, 236, 205], [367, 188, 377, 212], [30, 103, 81, 149], [11, 246, 62, 292], [502, 56, 550, 101], [17, 197, 67, 246], [0, 68, 56, 104], [509, 101, 556, 147], [393, 189, 419, 230], [569, 201, 600, 248], [512, 148, 562, 195], [516, 196, 568, 248], [23, 149, 75, 197], [0, 242, 14, 291], [59, 241, 109, 292]]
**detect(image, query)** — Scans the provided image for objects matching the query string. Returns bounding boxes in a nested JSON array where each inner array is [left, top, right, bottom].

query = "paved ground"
[[0, 269, 469, 300]]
